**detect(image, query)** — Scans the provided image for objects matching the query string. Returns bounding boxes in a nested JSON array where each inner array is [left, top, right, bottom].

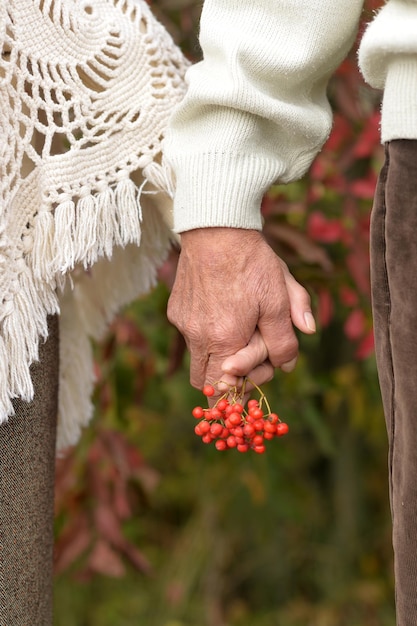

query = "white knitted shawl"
[[0, 0, 188, 450]]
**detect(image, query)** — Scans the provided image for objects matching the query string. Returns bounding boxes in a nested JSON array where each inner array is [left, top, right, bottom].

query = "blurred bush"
[[54, 1, 395, 625]]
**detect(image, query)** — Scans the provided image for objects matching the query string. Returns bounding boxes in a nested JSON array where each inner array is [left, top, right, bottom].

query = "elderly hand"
[[167, 228, 316, 394]]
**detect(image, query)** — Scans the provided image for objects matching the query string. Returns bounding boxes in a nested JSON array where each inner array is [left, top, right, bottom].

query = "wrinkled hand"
[[167, 228, 315, 394]]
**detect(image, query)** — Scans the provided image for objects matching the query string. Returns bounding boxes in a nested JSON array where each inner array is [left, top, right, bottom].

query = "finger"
[[188, 345, 210, 390], [280, 356, 297, 373], [213, 361, 275, 406], [257, 309, 299, 369], [217, 360, 275, 393], [204, 351, 236, 397], [221, 330, 268, 377], [281, 264, 316, 334]]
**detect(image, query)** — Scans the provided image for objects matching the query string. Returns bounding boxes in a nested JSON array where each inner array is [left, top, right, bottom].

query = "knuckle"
[[208, 322, 245, 351], [264, 363, 275, 383], [166, 298, 181, 328], [257, 365, 274, 385], [269, 336, 299, 368]]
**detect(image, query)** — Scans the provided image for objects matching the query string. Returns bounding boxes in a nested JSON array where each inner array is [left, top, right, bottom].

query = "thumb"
[[282, 265, 316, 335], [221, 330, 268, 377]]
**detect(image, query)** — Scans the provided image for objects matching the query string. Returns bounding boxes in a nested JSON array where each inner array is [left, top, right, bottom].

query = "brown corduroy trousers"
[[0, 315, 58, 626], [371, 139, 417, 625]]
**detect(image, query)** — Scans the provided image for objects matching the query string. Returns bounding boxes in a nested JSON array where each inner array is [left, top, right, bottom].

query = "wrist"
[[180, 227, 263, 248]]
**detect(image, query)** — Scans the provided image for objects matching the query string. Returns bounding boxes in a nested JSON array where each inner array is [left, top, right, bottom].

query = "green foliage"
[[54, 287, 394, 625], [54, 1, 394, 624]]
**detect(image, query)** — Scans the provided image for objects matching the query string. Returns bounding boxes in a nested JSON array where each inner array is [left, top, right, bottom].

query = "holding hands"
[[167, 228, 316, 395]]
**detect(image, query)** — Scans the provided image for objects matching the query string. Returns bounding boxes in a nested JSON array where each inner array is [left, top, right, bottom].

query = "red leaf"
[[54, 515, 91, 574], [344, 308, 366, 341], [308, 211, 344, 243], [95, 504, 125, 546], [350, 172, 377, 199], [310, 157, 327, 181], [352, 112, 381, 158], [346, 249, 371, 296], [325, 114, 352, 152], [356, 329, 375, 360], [339, 285, 359, 307], [88, 540, 126, 578], [317, 289, 334, 327]]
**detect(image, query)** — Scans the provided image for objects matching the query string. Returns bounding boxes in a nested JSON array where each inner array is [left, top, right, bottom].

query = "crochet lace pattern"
[[0, 0, 188, 449]]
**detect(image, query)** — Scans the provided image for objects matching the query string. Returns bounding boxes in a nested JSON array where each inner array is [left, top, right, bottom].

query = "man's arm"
[[165, 0, 364, 392], [359, 0, 417, 144]]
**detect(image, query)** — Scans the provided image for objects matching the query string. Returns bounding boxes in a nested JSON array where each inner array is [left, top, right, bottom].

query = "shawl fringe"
[[1, 169, 174, 452]]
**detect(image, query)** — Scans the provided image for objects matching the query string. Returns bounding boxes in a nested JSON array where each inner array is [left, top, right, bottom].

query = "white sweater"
[[164, 0, 417, 233]]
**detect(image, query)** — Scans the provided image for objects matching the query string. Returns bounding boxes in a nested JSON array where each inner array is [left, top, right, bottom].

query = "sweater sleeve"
[[358, 0, 417, 143], [163, 0, 364, 233]]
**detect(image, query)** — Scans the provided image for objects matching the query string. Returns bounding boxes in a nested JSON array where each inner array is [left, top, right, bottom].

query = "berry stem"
[[245, 378, 272, 416]]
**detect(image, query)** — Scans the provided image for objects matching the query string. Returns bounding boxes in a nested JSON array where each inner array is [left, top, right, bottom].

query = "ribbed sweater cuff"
[[171, 153, 284, 233], [381, 57, 417, 143]]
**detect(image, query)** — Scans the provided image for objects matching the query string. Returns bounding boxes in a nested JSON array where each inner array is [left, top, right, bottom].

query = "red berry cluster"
[[192, 383, 289, 454]]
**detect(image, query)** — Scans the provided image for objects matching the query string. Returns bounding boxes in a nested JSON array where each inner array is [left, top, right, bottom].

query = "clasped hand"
[[167, 228, 316, 395]]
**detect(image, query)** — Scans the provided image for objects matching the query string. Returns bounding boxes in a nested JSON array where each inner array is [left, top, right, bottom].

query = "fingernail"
[[281, 357, 297, 373], [304, 311, 316, 333]]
